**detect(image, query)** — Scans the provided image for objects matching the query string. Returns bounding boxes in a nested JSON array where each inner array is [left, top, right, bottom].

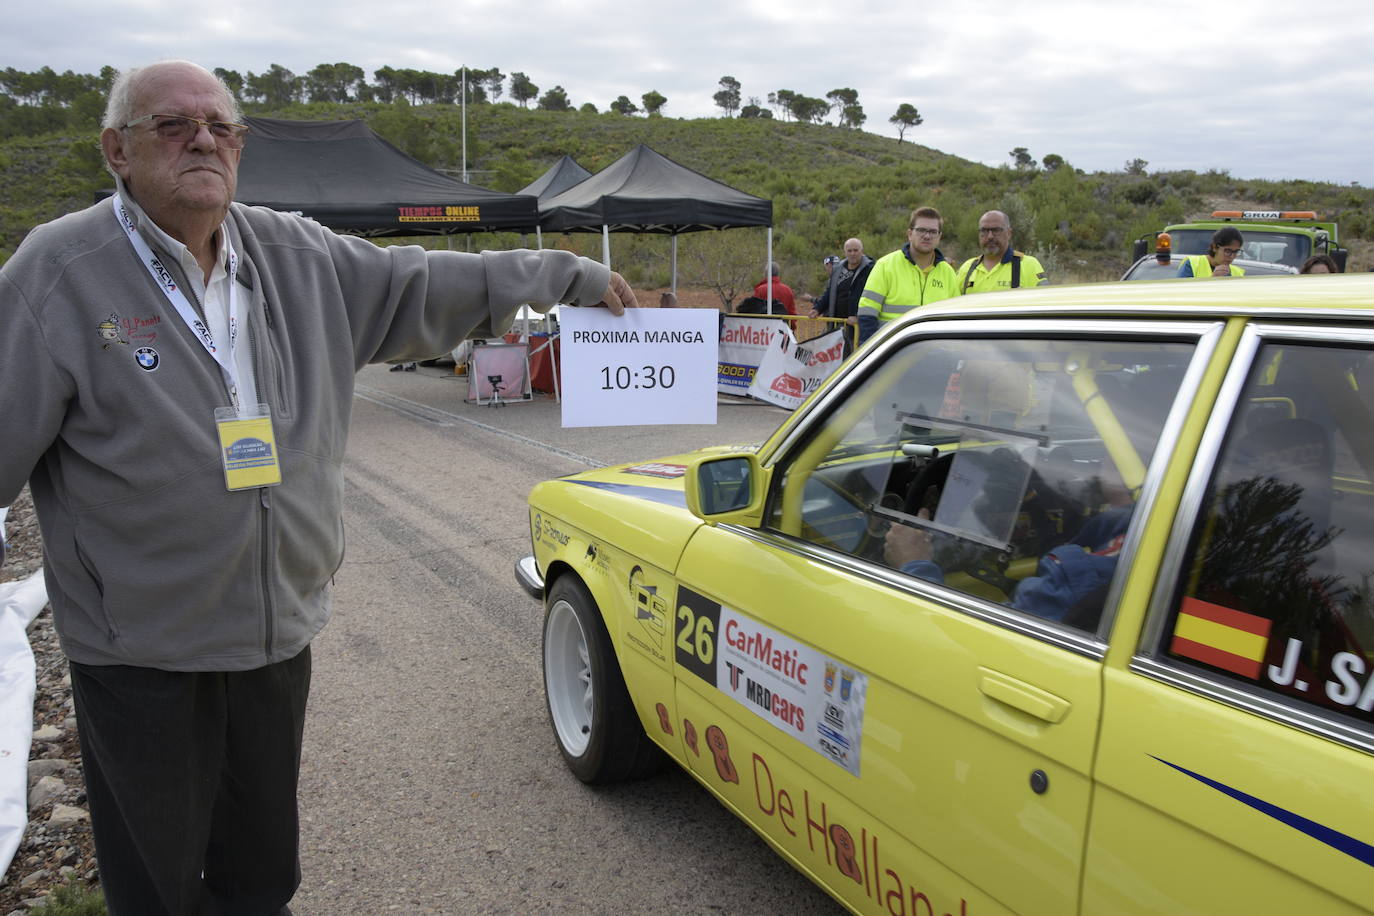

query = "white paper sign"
[[559, 307, 719, 428]]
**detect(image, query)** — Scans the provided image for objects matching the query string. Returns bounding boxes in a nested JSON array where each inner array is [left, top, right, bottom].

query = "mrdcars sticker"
[[675, 586, 867, 776]]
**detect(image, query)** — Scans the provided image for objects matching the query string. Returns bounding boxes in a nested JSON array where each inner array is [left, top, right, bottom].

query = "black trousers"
[[69, 647, 311, 916]]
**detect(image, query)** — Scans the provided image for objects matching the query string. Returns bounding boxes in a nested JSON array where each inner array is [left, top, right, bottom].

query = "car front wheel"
[[542, 575, 663, 784]]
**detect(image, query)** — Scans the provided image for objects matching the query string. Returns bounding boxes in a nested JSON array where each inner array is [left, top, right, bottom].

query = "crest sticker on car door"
[[675, 585, 868, 775]]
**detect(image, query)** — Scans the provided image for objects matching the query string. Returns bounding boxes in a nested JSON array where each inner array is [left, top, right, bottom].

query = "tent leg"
[[671, 235, 678, 294], [766, 227, 774, 315], [552, 335, 562, 403], [602, 225, 611, 267], [536, 226, 543, 250]]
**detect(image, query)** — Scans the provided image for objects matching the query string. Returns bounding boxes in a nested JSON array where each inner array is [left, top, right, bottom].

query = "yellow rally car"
[[517, 274, 1374, 915]]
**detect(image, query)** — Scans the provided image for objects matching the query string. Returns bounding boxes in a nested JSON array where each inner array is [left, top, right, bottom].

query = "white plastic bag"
[[0, 500, 49, 876]]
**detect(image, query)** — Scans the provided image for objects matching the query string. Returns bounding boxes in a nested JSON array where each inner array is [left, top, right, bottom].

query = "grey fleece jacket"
[[0, 188, 610, 671]]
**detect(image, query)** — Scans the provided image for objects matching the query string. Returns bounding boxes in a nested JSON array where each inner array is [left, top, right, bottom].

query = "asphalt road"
[[292, 364, 841, 915]]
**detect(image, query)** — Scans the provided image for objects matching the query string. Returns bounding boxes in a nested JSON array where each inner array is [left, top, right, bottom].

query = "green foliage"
[[537, 85, 571, 112], [713, 77, 741, 117], [4, 76, 1374, 279], [890, 104, 922, 142], [1009, 147, 1035, 170], [30, 882, 107, 915], [641, 90, 667, 116], [509, 72, 537, 108]]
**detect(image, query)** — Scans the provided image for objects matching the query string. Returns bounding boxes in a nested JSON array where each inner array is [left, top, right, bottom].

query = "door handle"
[[977, 667, 1071, 724]]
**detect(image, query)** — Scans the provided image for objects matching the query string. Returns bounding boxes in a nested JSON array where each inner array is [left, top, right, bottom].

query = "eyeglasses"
[[1219, 246, 1243, 256], [123, 114, 250, 148], [910, 227, 941, 237], [978, 226, 1008, 235]]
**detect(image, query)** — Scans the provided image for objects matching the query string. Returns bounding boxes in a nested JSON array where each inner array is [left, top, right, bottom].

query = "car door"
[[1088, 326, 1374, 914], [672, 318, 1215, 916]]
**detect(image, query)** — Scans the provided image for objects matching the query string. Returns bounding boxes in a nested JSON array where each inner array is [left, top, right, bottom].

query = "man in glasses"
[[855, 207, 957, 345], [1177, 227, 1246, 278], [0, 59, 636, 915], [955, 210, 1048, 294]]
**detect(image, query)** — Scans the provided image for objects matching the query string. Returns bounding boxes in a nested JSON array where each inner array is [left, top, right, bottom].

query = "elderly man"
[[0, 61, 634, 915], [856, 208, 957, 345], [955, 210, 1047, 294], [807, 238, 874, 351]]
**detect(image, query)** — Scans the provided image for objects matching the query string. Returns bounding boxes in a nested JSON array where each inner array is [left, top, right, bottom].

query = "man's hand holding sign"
[[560, 306, 720, 427]]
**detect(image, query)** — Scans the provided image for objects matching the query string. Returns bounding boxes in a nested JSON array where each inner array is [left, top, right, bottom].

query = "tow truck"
[[1132, 210, 1348, 271]]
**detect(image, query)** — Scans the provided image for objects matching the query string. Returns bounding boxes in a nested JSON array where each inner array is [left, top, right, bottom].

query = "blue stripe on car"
[[569, 480, 688, 508], [1152, 756, 1374, 867]]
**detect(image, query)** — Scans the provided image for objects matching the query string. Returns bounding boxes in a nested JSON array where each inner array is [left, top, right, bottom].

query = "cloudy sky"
[[8, 0, 1374, 185]]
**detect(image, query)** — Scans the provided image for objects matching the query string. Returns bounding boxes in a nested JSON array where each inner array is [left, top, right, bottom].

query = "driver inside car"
[[885, 453, 1134, 628]]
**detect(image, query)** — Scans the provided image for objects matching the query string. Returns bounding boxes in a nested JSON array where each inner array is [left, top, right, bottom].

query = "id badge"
[[214, 404, 282, 491]]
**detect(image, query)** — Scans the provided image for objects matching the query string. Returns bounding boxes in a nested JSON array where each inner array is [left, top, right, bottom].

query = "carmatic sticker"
[[676, 586, 867, 776], [623, 463, 687, 478], [1152, 756, 1374, 867]]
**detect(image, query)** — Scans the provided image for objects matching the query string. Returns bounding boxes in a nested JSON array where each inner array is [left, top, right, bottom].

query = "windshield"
[[1166, 228, 1311, 268]]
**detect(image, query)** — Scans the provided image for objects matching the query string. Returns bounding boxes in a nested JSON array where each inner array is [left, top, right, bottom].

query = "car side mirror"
[[685, 454, 765, 526]]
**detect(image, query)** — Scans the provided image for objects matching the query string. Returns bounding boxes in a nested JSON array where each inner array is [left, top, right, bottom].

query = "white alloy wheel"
[[544, 593, 593, 758]]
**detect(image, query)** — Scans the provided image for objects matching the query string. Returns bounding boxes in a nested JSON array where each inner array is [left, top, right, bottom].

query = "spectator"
[[753, 261, 796, 315], [955, 210, 1048, 293], [1178, 227, 1245, 279], [807, 238, 874, 352], [857, 209, 957, 344], [1300, 254, 1339, 274], [0, 60, 636, 916]]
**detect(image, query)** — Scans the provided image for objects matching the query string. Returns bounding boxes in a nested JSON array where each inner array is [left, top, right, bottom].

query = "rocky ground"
[[0, 488, 99, 914]]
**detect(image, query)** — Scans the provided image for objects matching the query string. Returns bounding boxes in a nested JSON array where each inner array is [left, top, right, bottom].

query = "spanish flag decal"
[[1170, 597, 1271, 679]]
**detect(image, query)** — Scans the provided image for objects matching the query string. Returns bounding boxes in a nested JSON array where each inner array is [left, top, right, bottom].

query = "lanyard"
[[111, 194, 244, 407]]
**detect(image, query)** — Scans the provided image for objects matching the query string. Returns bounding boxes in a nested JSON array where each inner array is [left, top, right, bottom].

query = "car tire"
[[543, 575, 663, 784]]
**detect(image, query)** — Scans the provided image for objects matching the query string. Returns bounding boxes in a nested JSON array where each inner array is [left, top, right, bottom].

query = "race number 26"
[[675, 586, 722, 686]]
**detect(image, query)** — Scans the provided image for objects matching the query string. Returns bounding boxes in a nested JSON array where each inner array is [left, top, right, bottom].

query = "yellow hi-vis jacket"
[[1179, 254, 1245, 279], [858, 245, 958, 324], [956, 248, 1047, 294]]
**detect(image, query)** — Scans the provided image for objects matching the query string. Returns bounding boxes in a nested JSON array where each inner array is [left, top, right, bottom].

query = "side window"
[[1162, 343, 1374, 731], [767, 335, 1195, 632]]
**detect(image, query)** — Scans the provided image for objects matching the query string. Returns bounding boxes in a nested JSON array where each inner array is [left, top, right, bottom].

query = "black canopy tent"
[[537, 144, 773, 298], [518, 154, 592, 202], [235, 117, 538, 237], [518, 155, 593, 248]]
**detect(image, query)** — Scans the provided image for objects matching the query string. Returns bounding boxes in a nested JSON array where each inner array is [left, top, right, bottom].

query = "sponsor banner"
[[718, 316, 789, 394], [747, 328, 846, 410], [397, 205, 482, 223], [675, 586, 867, 775]]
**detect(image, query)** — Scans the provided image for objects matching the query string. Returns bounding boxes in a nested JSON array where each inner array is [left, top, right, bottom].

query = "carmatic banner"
[[747, 327, 846, 410], [718, 316, 790, 395]]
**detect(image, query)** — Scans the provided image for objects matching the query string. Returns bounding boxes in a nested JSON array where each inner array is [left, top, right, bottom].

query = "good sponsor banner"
[[718, 316, 789, 395], [675, 586, 867, 776], [747, 327, 846, 410]]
